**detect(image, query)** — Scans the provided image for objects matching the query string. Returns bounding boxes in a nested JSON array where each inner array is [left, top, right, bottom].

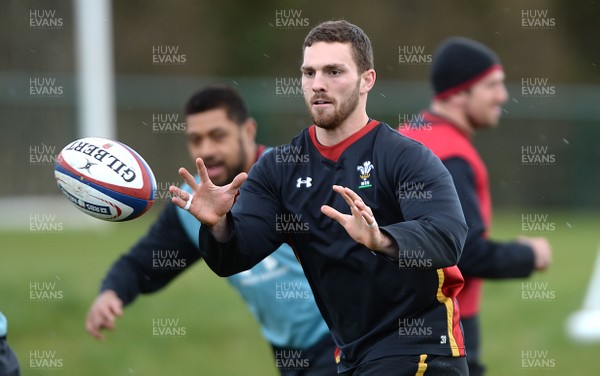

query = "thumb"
[[227, 172, 248, 194], [109, 298, 124, 317]]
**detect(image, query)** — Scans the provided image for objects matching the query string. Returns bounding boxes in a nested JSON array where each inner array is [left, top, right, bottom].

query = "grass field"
[[2, 208, 600, 375]]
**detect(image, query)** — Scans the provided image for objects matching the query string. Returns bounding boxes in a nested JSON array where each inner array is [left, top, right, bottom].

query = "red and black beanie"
[[431, 37, 503, 100]]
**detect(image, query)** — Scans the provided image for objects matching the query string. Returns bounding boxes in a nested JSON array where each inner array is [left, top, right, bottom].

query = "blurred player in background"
[[86, 84, 337, 376], [0, 311, 20, 376], [400, 37, 553, 375], [172, 21, 469, 375]]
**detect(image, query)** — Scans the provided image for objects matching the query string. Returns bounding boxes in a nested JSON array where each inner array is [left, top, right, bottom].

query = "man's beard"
[[222, 137, 247, 185], [308, 80, 360, 130], [466, 107, 500, 130]]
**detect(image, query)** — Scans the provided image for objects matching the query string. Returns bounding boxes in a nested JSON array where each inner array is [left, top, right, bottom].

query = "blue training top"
[[0, 311, 6, 337]]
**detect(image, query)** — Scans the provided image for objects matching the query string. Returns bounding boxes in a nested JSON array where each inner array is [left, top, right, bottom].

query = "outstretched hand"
[[517, 235, 553, 271], [85, 290, 123, 341], [321, 185, 397, 258], [169, 158, 247, 235]]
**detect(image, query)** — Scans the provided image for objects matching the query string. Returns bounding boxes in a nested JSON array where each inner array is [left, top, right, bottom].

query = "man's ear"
[[448, 90, 469, 107], [360, 69, 376, 94], [241, 117, 257, 142]]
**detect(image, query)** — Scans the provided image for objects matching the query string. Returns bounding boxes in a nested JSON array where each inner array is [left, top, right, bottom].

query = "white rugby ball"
[[54, 137, 157, 221]]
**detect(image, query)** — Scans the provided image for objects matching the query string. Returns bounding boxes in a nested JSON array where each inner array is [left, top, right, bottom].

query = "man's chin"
[[487, 116, 502, 128], [314, 121, 337, 130], [209, 175, 227, 186], [312, 114, 338, 130], [475, 120, 500, 130]]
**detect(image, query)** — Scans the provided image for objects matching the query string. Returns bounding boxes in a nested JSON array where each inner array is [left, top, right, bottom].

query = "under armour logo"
[[296, 177, 312, 188]]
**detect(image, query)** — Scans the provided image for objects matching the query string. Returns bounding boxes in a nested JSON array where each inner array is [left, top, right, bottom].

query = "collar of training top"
[[308, 119, 380, 162]]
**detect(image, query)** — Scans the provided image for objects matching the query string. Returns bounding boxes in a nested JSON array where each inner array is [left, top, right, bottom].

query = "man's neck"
[[246, 143, 258, 171], [429, 101, 474, 137], [314, 111, 370, 146]]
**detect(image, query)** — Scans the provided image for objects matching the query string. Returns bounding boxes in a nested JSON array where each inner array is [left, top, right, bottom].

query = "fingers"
[[321, 205, 346, 224], [340, 185, 363, 204], [85, 314, 104, 340], [86, 292, 123, 341], [226, 172, 248, 195], [354, 199, 373, 216], [324, 191, 384, 251], [332, 185, 356, 209], [108, 297, 124, 317], [171, 165, 197, 209], [332, 185, 375, 227], [355, 200, 377, 229], [170, 158, 205, 208], [517, 236, 553, 271], [169, 186, 189, 209], [86, 307, 114, 341], [179, 165, 199, 191], [169, 178, 196, 210], [195, 158, 212, 189]]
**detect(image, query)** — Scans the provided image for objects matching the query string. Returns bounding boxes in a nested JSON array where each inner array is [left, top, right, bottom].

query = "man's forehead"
[[302, 41, 355, 68], [480, 68, 505, 83], [185, 109, 237, 135]]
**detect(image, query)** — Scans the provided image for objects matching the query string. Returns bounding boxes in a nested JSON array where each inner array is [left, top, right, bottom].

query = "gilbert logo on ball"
[[54, 137, 157, 221]]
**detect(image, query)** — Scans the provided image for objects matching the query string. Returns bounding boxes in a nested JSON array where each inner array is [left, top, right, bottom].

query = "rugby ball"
[[54, 137, 156, 221]]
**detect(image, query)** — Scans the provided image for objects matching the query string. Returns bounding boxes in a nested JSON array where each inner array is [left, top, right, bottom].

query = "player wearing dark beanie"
[[401, 37, 553, 376], [431, 37, 503, 100]]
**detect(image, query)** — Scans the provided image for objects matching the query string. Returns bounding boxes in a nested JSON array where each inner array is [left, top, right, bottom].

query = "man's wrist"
[[374, 232, 398, 259], [207, 214, 233, 242]]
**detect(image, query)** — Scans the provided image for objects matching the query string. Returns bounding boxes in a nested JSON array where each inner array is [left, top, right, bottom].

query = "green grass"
[[480, 210, 600, 375], [2, 212, 275, 376], [2, 209, 599, 375]]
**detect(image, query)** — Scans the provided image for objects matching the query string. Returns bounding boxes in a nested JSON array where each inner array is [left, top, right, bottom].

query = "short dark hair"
[[303, 20, 374, 73], [184, 84, 249, 125]]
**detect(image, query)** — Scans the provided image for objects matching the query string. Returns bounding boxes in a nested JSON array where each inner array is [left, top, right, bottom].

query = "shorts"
[[344, 354, 468, 376], [0, 338, 20, 376]]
